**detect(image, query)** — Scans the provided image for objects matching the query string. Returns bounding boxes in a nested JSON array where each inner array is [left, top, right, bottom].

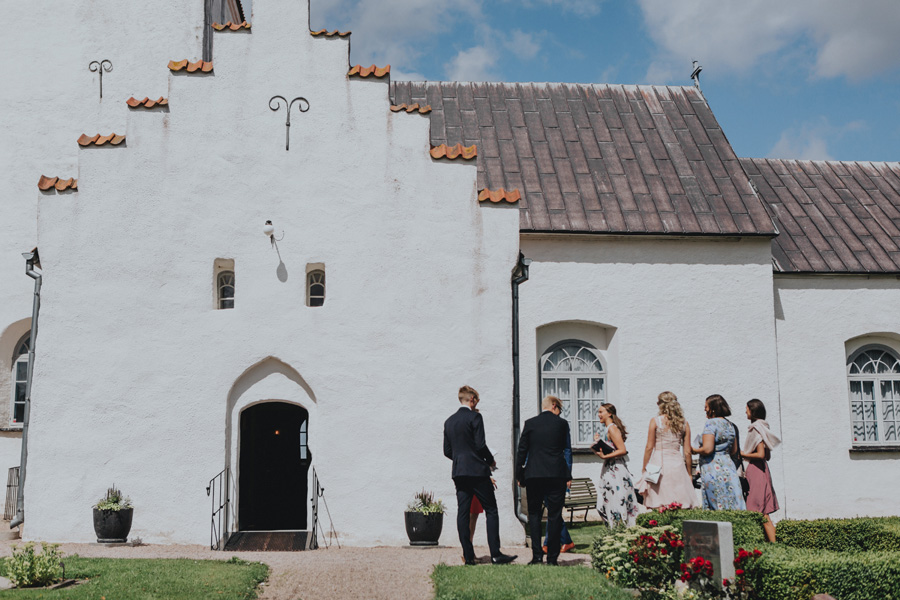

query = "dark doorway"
[[239, 402, 311, 530]]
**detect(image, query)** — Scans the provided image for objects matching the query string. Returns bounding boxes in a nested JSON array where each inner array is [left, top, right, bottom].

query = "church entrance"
[[238, 402, 310, 531]]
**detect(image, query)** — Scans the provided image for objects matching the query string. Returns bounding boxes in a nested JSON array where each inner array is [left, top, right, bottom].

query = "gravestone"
[[683, 520, 735, 587]]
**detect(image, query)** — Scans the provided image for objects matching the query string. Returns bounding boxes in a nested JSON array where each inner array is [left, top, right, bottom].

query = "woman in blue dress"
[[691, 394, 746, 510]]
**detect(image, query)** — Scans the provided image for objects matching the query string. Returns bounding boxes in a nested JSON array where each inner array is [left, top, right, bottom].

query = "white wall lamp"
[[263, 220, 284, 246]]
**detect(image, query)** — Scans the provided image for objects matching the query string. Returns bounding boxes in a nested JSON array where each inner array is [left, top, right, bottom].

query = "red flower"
[[633, 555, 640, 563], [736, 569, 745, 576], [649, 519, 658, 526], [723, 579, 730, 586], [753, 549, 763, 557], [660, 549, 668, 556], [738, 549, 749, 559]]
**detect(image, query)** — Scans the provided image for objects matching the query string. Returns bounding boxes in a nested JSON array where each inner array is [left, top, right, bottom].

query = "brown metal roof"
[[391, 82, 777, 236], [742, 158, 900, 273]]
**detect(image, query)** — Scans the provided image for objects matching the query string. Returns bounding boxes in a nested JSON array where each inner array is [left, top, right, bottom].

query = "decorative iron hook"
[[269, 95, 310, 151], [88, 60, 113, 99]]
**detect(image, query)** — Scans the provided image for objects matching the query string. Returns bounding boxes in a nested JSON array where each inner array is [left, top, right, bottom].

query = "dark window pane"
[[16, 361, 27, 381], [310, 297, 324, 307], [221, 285, 234, 299], [220, 299, 234, 309], [13, 400, 24, 424], [15, 384, 25, 404], [310, 284, 324, 297]]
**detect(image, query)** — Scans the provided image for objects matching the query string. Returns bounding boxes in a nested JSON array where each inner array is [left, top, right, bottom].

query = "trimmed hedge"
[[776, 516, 900, 552], [635, 509, 766, 551], [755, 544, 900, 600]]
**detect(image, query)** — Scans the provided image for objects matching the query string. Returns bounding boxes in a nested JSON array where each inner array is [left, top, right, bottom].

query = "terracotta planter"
[[404, 511, 443, 546], [92, 508, 133, 543]]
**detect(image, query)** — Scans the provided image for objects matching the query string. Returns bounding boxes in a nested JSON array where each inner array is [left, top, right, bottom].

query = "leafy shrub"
[[776, 516, 900, 552], [5, 542, 64, 588], [94, 485, 133, 511], [636, 509, 766, 552], [592, 524, 679, 589], [756, 545, 900, 600], [407, 489, 444, 514]]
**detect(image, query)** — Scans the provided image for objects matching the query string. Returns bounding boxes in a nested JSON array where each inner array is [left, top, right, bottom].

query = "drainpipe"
[[511, 252, 531, 524], [11, 250, 42, 529]]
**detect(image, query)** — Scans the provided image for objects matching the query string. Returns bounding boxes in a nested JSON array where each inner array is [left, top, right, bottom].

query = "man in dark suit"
[[516, 395, 572, 565], [443, 385, 517, 565]]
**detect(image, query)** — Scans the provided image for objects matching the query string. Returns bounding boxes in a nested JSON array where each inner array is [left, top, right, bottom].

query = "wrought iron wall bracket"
[[269, 95, 310, 151], [88, 60, 113, 99]]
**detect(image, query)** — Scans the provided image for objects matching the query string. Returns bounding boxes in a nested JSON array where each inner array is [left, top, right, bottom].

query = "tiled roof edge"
[[430, 144, 477, 160], [311, 29, 350, 37], [38, 176, 77, 191], [391, 103, 432, 114], [349, 64, 390, 78], [212, 21, 251, 30], [77, 133, 126, 147], [479, 189, 521, 203], [126, 96, 168, 108], [168, 59, 213, 73]]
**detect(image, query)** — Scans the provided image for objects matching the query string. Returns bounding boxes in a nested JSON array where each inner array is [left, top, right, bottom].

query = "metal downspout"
[[11, 251, 41, 529], [511, 253, 530, 524]]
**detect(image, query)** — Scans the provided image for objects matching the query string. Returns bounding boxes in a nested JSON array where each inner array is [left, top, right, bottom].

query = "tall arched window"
[[218, 271, 235, 309], [11, 334, 29, 425], [540, 342, 606, 448], [848, 345, 900, 445], [307, 270, 325, 307]]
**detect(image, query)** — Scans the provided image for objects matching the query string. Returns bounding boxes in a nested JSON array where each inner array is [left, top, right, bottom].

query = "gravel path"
[[0, 540, 589, 599]]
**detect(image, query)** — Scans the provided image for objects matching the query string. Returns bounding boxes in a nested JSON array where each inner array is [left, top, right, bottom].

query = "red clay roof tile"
[[349, 65, 390, 78], [431, 144, 477, 160], [310, 29, 350, 37], [126, 96, 168, 109], [77, 133, 126, 147], [391, 103, 432, 114], [168, 59, 213, 73], [38, 176, 77, 191], [479, 188, 521, 203], [212, 21, 250, 30]]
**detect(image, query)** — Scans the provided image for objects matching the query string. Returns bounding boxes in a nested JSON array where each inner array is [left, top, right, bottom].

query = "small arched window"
[[848, 344, 900, 445], [11, 334, 29, 425], [540, 342, 606, 447], [307, 270, 325, 307], [218, 271, 235, 309]]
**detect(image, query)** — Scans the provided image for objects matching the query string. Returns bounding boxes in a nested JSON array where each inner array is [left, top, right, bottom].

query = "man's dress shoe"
[[491, 553, 517, 565]]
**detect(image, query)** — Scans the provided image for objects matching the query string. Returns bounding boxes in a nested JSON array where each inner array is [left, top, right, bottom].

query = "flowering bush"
[[592, 525, 678, 590], [658, 502, 683, 514], [723, 548, 764, 600]]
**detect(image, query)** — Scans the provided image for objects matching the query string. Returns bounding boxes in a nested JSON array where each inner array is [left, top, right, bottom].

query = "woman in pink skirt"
[[741, 399, 780, 542], [639, 391, 698, 509]]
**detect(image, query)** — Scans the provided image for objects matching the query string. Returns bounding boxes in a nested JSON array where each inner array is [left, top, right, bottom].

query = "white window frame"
[[847, 344, 900, 447], [218, 270, 235, 310], [307, 270, 325, 307], [10, 334, 29, 427], [539, 341, 607, 448]]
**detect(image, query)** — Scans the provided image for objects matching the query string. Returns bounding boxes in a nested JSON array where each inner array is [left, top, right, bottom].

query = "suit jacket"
[[516, 410, 572, 482], [443, 407, 495, 478]]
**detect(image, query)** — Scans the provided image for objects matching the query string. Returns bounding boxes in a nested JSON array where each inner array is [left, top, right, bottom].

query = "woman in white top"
[[639, 391, 698, 509]]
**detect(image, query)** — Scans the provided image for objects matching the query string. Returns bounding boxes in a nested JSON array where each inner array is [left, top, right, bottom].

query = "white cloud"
[[766, 119, 867, 160], [505, 29, 542, 60], [529, 0, 604, 17], [636, 0, 900, 83], [445, 45, 500, 81]]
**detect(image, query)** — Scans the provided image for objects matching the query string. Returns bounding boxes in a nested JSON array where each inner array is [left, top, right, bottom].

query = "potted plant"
[[92, 485, 134, 543], [405, 489, 444, 546]]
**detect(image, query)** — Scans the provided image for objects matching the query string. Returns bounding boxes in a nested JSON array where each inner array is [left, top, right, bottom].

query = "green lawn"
[[0, 556, 268, 599], [432, 563, 633, 600], [528, 520, 611, 555]]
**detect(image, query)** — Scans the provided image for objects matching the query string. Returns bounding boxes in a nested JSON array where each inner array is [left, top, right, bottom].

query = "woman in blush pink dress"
[[639, 391, 698, 509], [741, 398, 780, 542]]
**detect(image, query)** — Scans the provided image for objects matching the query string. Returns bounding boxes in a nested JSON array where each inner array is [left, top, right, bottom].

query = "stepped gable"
[[742, 157, 900, 273], [392, 81, 778, 235]]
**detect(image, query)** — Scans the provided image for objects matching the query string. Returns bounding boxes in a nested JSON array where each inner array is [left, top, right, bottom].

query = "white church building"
[[1, 0, 898, 548]]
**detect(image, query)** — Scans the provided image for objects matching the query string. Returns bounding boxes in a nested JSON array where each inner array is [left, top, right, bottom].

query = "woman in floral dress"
[[691, 394, 746, 510], [592, 404, 639, 527]]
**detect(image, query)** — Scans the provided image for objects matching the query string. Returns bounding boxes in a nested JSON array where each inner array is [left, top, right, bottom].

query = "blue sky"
[[297, 0, 900, 162]]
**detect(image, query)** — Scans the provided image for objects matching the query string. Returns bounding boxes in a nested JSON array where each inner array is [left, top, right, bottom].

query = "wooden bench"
[[564, 478, 598, 524]]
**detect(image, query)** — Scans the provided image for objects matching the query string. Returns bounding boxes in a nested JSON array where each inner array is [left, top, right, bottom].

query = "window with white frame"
[[848, 344, 900, 445], [540, 342, 606, 448], [307, 270, 325, 307], [218, 271, 235, 309], [11, 334, 29, 425]]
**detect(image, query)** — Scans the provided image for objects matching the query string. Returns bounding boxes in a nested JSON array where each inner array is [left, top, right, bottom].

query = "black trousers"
[[525, 477, 566, 562], [453, 476, 501, 562]]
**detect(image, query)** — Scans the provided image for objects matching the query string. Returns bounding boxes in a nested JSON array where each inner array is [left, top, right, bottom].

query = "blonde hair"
[[543, 395, 562, 411], [657, 391, 685, 434], [458, 385, 479, 402]]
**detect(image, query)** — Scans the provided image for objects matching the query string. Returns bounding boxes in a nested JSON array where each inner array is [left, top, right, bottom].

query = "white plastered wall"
[[519, 235, 784, 517], [773, 276, 900, 519], [22, 0, 522, 546]]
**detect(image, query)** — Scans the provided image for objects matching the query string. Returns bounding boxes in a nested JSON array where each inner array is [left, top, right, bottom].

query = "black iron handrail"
[[206, 469, 230, 550], [312, 467, 340, 549]]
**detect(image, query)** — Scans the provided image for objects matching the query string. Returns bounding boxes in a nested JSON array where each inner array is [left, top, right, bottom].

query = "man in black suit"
[[443, 385, 517, 565], [516, 395, 572, 565]]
